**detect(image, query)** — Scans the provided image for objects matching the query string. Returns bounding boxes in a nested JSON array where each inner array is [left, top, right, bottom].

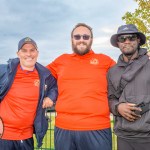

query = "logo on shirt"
[[90, 58, 99, 65], [34, 79, 40, 87]]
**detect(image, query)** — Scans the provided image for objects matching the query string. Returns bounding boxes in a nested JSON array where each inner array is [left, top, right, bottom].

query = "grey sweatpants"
[[117, 137, 150, 150]]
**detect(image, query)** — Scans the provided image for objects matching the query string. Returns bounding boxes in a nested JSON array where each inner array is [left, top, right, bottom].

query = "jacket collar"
[[7, 58, 20, 73], [35, 62, 50, 78], [117, 48, 147, 67], [71, 50, 94, 58], [7, 58, 50, 78]]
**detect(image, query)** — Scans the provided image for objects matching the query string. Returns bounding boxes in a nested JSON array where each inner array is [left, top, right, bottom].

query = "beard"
[[72, 41, 92, 56], [121, 45, 138, 57], [123, 50, 136, 56]]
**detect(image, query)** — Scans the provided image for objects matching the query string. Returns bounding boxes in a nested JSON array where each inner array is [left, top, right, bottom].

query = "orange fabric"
[[0, 65, 39, 140], [47, 50, 116, 130]]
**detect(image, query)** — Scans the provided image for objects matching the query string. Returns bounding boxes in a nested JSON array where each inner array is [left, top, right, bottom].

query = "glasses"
[[118, 34, 138, 43], [73, 34, 91, 40]]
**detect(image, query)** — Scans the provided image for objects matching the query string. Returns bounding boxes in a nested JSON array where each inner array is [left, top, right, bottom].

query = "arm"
[[107, 72, 121, 116], [107, 72, 141, 121], [46, 60, 58, 79], [42, 74, 58, 108], [0, 64, 8, 101], [43, 58, 59, 108]]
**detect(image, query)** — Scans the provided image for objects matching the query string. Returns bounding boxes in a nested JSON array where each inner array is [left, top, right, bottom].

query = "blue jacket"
[[0, 58, 58, 147]]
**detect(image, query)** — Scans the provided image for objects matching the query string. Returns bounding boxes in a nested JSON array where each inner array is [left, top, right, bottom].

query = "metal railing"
[[34, 108, 117, 150]]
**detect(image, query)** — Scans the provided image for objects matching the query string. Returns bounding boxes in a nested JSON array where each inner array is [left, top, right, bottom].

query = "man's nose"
[[26, 51, 32, 55], [124, 38, 131, 43]]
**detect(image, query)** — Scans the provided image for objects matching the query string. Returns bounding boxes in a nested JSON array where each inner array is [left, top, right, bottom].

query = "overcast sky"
[[0, 0, 138, 65]]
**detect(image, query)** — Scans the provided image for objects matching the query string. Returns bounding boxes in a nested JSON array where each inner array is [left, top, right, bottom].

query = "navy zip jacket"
[[0, 58, 58, 147]]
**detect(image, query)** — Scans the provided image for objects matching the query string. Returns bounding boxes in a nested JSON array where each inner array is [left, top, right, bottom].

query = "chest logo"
[[90, 58, 99, 65], [34, 79, 40, 87]]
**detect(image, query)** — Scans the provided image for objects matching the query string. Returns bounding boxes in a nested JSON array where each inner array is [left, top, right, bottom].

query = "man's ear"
[[146, 50, 150, 59], [16, 51, 19, 57], [37, 50, 39, 56], [137, 38, 140, 44]]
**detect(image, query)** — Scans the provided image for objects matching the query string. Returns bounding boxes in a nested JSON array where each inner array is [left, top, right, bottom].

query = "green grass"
[[111, 119, 117, 150], [34, 113, 55, 150]]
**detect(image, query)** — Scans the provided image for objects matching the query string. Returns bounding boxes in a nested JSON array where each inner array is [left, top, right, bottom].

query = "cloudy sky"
[[0, 0, 138, 65]]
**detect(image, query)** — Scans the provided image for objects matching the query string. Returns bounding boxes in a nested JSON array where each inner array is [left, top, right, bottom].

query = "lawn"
[[34, 113, 55, 150]]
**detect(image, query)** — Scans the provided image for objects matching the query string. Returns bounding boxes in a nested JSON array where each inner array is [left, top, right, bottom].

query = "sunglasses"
[[118, 34, 138, 43], [73, 34, 91, 40]]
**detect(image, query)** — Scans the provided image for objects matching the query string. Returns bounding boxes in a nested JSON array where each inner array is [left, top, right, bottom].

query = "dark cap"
[[18, 37, 37, 51], [110, 24, 146, 48]]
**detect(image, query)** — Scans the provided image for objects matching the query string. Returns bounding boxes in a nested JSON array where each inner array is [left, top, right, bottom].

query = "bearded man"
[[47, 23, 115, 150], [107, 24, 150, 150]]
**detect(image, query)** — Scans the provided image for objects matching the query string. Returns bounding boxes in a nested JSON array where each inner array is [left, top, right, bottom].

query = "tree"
[[122, 0, 150, 49]]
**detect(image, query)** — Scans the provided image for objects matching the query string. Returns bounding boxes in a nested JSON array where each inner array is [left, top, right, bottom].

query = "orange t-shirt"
[[0, 65, 40, 140], [47, 50, 115, 130]]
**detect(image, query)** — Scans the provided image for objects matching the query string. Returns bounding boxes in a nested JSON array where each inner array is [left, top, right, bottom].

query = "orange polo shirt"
[[47, 50, 115, 130], [0, 65, 39, 140]]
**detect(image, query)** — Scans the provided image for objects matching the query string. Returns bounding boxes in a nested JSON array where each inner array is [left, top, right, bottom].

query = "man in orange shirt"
[[47, 23, 115, 150], [0, 37, 58, 150]]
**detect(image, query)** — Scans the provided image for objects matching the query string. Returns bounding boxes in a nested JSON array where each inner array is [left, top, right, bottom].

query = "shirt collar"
[[19, 64, 36, 74], [71, 49, 94, 58], [117, 48, 148, 67]]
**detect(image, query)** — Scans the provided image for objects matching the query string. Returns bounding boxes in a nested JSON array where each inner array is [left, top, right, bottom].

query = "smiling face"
[[72, 26, 93, 55], [17, 43, 39, 71]]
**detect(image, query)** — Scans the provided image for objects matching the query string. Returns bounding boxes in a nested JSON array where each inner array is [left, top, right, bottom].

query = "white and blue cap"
[[18, 37, 37, 51]]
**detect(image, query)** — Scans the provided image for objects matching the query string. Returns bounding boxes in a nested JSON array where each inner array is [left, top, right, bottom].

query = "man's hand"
[[147, 51, 150, 59], [117, 103, 142, 121], [42, 97, 54, 108]]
